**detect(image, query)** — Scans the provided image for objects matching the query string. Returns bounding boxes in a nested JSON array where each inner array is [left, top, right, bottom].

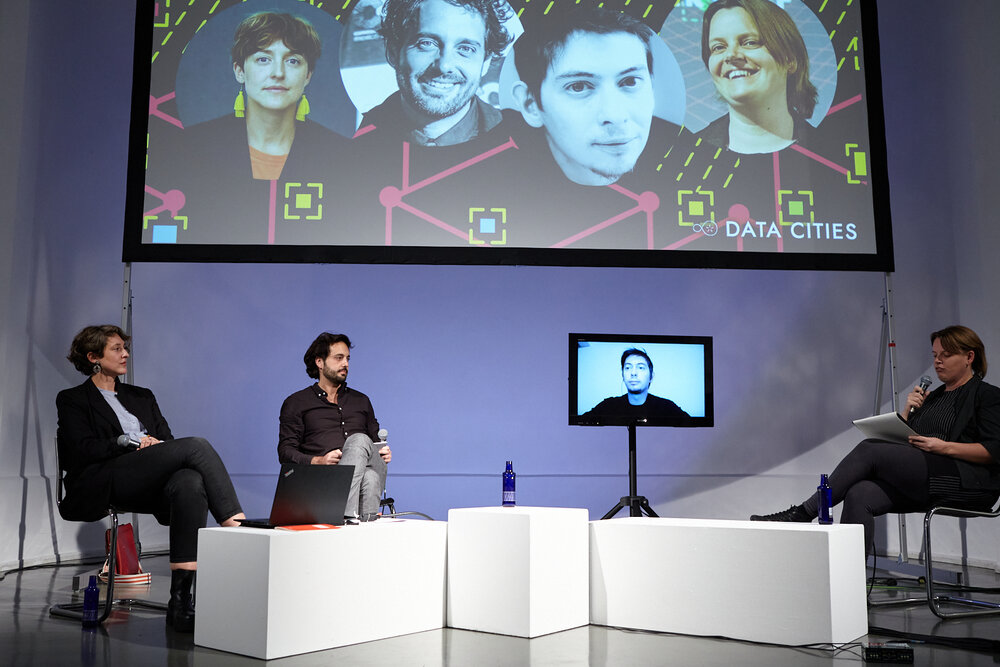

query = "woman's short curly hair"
[[67, 325, 130, 376]]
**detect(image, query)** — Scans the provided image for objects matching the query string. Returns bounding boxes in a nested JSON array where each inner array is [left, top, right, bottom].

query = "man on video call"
[[361, 0, 514, 146], [278, 332, 392, 519], [582, 348, 690, 422]]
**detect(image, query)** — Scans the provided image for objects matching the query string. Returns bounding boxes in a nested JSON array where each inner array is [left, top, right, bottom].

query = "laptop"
[[237, 464, 354, 529]]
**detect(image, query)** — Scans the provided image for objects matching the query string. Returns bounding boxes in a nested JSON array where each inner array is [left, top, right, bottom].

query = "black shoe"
[[166, 569, 195, 633], [750, 505, 812, 522]]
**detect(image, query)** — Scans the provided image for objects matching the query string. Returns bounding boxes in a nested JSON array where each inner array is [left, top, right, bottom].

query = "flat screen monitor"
[[122, 0, 892, 271], [569, 333, 713, 427]]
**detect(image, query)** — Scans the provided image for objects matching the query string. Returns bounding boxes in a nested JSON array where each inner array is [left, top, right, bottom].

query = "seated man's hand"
[[310, 449, 342, 465], [379, 445, 392, 463]]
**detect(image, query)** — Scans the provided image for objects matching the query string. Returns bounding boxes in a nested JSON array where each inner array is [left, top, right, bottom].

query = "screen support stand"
[[120, 262, 142, 551], [601, 423, 658, 519]]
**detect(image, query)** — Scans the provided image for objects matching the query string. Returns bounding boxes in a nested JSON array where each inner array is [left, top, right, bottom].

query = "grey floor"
[[3, 554, 999, 666]]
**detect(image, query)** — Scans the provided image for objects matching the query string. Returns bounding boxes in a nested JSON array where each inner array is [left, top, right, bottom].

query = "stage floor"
[[2, 552, 999, 666]]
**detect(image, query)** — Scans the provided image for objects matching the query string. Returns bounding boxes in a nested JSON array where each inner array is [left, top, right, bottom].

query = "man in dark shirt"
[[278, 332, 392, 519], [582, 348, 690, 424]]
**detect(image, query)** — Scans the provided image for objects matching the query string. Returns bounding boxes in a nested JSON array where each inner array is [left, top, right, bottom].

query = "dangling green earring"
[[234, 90, 245, 118], [295, 94, 310, 122]]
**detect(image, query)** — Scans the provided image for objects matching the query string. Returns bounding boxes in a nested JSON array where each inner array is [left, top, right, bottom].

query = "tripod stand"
[[601, 423, 658, 519]]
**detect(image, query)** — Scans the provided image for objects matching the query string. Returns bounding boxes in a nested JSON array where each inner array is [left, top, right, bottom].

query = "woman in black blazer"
[[56, 324, 246, 632], [751, 325, 1000, 555]]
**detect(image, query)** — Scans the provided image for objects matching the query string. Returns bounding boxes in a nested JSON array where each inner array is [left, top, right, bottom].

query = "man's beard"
[[322, 366, 346, 386], [400, 68, 477, 121]]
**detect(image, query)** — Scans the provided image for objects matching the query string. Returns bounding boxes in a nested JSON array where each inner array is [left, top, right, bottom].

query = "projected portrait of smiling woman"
[[696, 0, 818, 154]]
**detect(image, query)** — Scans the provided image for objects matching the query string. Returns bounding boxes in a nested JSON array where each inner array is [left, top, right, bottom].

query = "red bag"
[[99, 523, 151, 586]]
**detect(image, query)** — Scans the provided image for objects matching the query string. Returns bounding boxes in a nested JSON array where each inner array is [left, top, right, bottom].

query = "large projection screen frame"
[[123, 0, 894, 271]]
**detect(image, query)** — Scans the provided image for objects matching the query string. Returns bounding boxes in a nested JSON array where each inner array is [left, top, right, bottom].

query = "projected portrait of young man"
[[510, 7, 662, 186], [361, 0, 515, 146], [696, 0, 818, 154], [581, 349, 690, 423]]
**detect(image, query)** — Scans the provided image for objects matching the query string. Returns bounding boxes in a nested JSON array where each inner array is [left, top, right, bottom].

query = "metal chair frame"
[[922, 502, 1000, 619], [49, 443, 167, 624]]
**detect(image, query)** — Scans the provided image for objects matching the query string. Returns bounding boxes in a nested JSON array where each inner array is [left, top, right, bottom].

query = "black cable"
[[607, 625, 866, 655], [382, 511, 436, 521]]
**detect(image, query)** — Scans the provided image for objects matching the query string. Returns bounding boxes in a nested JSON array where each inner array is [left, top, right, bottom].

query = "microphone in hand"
[[910, 375, 933, 415], [116, 434, 141, 450]]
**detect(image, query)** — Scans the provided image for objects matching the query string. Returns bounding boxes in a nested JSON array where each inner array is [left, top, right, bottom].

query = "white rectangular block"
[[447, 506, 589, 638], [194, 520, 447, 660], [590, 517, 867, 646]]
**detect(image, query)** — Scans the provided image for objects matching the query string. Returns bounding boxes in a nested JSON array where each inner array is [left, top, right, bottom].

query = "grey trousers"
[[340, 433, 388, 516]]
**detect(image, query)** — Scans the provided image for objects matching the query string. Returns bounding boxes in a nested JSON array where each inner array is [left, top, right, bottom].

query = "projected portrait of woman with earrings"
[[231, 12, 323, 180], [695, 0, 818, 154], [145, 4, 354, 246]]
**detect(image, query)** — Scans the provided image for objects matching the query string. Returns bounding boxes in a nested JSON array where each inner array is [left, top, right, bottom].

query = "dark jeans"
[[108, 437, 242, 562], [802, 439, 933, 555]]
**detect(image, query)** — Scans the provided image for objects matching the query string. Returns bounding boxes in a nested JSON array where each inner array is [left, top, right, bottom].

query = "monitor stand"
[[601, 423, 659, 519]]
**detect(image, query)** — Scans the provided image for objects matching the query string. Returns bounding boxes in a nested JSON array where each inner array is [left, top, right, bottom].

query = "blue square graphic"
[[479, 217, 496, 234], [152, 225, 178, 244]]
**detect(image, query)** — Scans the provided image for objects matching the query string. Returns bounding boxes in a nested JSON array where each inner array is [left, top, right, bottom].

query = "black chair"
[[922, 501, 1000, 619], [49, 442, 167, 624]]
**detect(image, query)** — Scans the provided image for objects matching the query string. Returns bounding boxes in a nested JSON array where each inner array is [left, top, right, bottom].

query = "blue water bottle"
[[502, 461, 516, 507], [81, 575, 100, 628], [818, 474, 833, 525]]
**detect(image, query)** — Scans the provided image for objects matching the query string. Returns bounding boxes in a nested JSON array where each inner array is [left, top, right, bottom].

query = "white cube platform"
[[194, 520, 447, 660], [590, 517, 867, 646], [447, 506, 589, 638]]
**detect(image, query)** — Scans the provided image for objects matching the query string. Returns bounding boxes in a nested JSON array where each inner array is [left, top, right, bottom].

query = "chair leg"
[[49, 512, 168, 621], [924, 506, 1000, 619], [49, 513, 118, 623]]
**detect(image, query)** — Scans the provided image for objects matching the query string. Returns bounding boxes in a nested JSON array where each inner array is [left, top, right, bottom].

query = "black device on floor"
[[862, 642, 914, 663]]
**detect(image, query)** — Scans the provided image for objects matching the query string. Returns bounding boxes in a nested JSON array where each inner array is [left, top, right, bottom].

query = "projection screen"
[[123, 0, 893, 270]]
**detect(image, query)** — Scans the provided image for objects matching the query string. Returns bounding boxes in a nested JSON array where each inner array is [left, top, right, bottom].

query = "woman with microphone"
[[751, 325, 1000, 555]]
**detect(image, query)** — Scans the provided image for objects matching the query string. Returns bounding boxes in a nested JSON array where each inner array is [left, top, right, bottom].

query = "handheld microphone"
[[116, 434, 141, 450], [377, 428, 388, 444], [910, 375, 933, 415]]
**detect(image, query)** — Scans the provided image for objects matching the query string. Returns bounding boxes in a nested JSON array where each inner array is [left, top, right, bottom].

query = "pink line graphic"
[[380, 137, 519, 244], [789, 144, 860, 182], [826, 94, 862, 117], [149, 92, 183, 129], [144, 184, 185, 218], [553, 185, 660, 248]]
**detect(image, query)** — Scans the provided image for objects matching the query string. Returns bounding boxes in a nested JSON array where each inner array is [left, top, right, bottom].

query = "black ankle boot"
[[166, 569, 196, 633]]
